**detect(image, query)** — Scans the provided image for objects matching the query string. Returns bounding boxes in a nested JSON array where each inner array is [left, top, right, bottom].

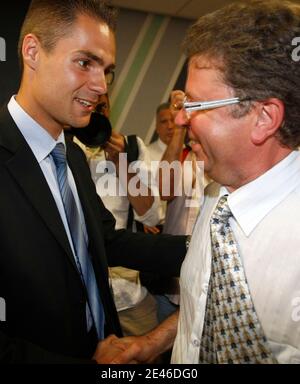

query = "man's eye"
[[78, 60, 89, 68]]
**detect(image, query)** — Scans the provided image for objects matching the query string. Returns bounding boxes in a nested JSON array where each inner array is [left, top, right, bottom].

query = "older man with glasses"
[[111, 0, 300, 364]]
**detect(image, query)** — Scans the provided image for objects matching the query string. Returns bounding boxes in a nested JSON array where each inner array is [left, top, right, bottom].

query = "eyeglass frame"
[[173, 96, 252, 120]]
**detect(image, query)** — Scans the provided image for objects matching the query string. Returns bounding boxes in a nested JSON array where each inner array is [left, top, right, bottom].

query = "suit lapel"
[[0, 106, 78, 272]]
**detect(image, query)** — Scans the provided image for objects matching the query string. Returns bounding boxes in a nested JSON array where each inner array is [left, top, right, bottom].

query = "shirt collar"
[[219, 151, 300, 236], [7, 96, 65, 163], [157, 138, 167, 152]]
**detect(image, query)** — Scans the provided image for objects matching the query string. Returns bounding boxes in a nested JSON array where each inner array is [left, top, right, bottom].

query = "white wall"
[[109, 8, 191, 143]]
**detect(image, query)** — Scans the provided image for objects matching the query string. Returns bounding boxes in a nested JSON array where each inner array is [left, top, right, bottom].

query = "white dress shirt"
[[172, 151, 300, 364], [147, 138, 167, 174]]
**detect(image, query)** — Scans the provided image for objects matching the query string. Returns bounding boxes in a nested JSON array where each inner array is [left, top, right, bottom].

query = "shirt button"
[[193, 339, 200, 347]]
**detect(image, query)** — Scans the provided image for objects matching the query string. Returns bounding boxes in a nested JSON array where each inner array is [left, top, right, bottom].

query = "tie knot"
[[51, 143, 67, 168], [211, 195, 232, 223]]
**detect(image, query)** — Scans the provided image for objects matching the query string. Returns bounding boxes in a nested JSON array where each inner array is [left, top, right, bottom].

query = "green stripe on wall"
[[111, 15, 165, 127]]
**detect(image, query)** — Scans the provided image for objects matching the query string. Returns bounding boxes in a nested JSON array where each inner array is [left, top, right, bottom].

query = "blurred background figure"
[[74, 94, 162, 337], [143, 94, 210, 324], [145, 102, 176, 234], [148, 102, 176, 162]]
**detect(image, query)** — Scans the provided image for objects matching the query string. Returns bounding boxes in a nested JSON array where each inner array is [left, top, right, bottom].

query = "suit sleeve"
[[100, 206, 187, 277], [0, 331, 94, 364]]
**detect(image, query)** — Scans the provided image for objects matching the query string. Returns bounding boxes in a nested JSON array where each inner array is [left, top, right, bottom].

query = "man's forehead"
[[57, 14, 116, 65], [190, 56, 212, 70], [189, 54, 224, 71], [186, 55, 228, 97], [158, 109, 171, 119]]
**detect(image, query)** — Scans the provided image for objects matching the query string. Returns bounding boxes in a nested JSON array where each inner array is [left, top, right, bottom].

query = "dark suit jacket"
[[0, 106, 186, 363]]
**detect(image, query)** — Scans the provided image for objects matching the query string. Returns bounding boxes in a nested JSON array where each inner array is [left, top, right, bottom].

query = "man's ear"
[[22, 33, 41, 71], [251, 98, 285, 145]]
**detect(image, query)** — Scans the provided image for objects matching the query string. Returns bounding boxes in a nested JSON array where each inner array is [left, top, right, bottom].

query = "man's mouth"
[[189, 139, 201, 146], [75, 98, 96, 110]]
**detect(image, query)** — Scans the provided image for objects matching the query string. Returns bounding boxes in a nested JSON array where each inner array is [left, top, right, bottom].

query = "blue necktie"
[[51, 143, 105, 340]]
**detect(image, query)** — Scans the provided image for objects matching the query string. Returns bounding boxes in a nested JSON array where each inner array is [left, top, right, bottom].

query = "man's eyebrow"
[[185, 92, 203, 101], [76, 50, 115, 71]]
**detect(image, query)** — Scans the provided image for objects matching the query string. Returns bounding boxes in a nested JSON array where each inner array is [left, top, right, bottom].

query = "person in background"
[[148, 102, 175, 163], [146, 102, 176, 232], [152, 90, 211, 324], [75, 94, 161, 337], [161, 90, 210, 236]]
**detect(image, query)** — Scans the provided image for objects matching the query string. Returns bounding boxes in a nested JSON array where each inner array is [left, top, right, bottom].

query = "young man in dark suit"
[[0, 0, 186, 363]]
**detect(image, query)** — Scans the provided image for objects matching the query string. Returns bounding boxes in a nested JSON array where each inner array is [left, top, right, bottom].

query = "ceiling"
[[111, 0, 300, 20], [110, 0, 241, 20]]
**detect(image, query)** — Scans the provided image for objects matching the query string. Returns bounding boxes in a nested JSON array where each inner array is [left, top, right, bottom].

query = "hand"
[[104, 131, 125, 166], [92, 334, 141, 364], [143, 225, 161, 235], [170, 90, 185, 118], [107, 335, 160, 364], [98, 312, 179, 364]]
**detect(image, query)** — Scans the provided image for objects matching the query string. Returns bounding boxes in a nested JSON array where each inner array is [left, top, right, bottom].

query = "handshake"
[[93, 334, 158, 364], [92, 311, 178, 364]]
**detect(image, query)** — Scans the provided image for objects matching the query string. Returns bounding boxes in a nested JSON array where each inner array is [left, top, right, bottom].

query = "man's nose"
[[167, 120, 175, 129], [88, 69, 107, 95]]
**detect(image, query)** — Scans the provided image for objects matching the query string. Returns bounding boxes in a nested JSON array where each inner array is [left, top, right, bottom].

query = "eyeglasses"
[[172, 96, 250, 120], [105, 71, 115, 86]]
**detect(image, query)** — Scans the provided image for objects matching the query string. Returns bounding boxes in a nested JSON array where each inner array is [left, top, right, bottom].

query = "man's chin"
[[69, 117, 92, 129], [191, 144, 208, 162]]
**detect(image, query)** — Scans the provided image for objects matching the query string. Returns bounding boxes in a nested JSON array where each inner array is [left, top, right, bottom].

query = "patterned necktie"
[[51, 143, 105, 340], [199, 195, 276, 364]]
